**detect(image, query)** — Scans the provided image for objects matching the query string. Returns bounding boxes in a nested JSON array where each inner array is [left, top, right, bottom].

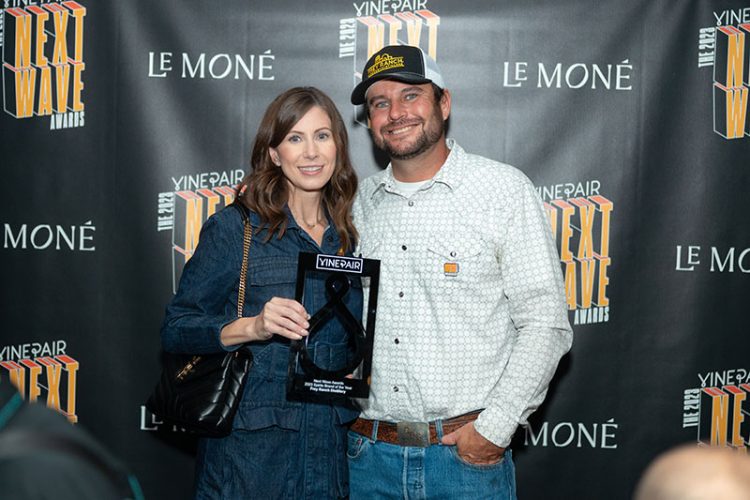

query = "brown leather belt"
[[350, 410, 482, 447]]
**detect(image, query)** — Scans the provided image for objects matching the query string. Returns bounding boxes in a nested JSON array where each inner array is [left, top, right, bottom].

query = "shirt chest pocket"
[[247, 256, 297, 314], [423, 237, 490, 294]]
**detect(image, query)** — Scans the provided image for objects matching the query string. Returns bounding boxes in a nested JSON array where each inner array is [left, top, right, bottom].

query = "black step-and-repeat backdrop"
[[2, 1, 749, 498]]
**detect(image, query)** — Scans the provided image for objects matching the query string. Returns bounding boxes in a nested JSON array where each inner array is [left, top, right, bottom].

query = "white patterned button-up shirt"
[[353, 139, 573, 447]]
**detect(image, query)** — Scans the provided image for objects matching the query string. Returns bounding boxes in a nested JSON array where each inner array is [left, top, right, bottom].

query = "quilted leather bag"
[[146, 203, 253, 437]]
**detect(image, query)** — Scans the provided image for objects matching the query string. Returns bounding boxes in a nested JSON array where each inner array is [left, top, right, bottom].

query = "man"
[[348, 44, 573, 499]]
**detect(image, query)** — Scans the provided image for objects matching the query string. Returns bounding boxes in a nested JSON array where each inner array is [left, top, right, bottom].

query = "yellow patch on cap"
[[367, 53, 405, 78]]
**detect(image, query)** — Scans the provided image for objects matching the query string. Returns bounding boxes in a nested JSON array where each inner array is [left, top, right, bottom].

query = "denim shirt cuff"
[[217, 317, 243, 352]]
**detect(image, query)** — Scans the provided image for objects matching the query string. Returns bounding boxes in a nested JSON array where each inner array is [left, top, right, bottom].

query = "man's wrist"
[[474, 413, 514, 449]]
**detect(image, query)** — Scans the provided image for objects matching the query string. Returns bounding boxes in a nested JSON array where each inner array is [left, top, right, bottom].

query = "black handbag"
[[146, 203, 253, 437]]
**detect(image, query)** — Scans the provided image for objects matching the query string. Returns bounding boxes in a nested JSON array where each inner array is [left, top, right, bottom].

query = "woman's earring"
[[269, 149, 281, 166]]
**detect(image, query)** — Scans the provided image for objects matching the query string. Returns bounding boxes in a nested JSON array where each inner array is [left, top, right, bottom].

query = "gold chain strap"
[[236, 217, 252, 318], [176, 209, 251, 381]]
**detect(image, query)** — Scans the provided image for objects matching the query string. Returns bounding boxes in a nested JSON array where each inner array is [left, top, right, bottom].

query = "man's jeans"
[[347, 420, 517, 499]]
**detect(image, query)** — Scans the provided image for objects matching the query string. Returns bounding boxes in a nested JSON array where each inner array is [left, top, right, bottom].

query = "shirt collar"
[[371, 138, 464, 198], [283, 204, 302, 231]]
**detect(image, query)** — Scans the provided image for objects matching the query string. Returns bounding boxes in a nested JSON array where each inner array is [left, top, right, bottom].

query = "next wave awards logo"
[[156, 169, 244, 292], [683, 368, 750, 449], [0, 340, 79, 423], [2, 0, 87, 130], [698, 7, 749, 140], [539, 180, 613, 326]]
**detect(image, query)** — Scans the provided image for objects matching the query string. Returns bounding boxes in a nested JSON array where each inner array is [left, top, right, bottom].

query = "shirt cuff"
[[474, 407, 518, 448], [217, 317, 243, 352]]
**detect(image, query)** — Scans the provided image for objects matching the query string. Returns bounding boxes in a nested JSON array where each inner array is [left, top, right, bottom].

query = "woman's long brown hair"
[[238, 87, 358, 252]]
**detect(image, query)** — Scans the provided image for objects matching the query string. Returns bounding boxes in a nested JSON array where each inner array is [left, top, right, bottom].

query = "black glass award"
[[286, 252, 380, 404]]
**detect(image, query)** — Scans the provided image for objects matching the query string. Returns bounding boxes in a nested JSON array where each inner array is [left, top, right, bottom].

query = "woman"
[[161, 87, 360, 499]]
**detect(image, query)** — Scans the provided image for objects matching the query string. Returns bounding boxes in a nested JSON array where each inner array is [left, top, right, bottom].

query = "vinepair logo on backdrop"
[[1, 0, 87, 130]]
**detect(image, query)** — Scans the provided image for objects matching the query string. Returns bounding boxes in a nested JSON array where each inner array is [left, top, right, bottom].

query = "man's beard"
[[374, 113, 445, 160]]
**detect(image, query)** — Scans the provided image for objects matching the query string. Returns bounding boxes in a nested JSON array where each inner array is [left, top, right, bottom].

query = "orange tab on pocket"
[[443, 262, 459, 277]]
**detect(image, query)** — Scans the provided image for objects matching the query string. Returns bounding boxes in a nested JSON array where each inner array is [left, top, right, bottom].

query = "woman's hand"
[[220, 297, 309, 346], [252, 297, 310, 341]]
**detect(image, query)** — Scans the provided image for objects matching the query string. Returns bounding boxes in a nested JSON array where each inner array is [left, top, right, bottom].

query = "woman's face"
[[270, 105, 337, 199]]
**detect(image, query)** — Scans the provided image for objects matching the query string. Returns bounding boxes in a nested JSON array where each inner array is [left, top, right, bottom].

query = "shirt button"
[[326, 236, 334, 242], [393, 386, 399, 392], [401, 245, 407, 251], [394, 338, 400, 344], [408, 200, 415, 207], [398, 291, 404, 298]]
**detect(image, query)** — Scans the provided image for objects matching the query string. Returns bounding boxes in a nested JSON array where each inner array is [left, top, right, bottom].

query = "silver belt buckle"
[[396, 421, 430, 447]]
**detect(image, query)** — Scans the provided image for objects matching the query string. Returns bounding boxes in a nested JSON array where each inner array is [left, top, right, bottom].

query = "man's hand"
[[441, 422, 505, 465]]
